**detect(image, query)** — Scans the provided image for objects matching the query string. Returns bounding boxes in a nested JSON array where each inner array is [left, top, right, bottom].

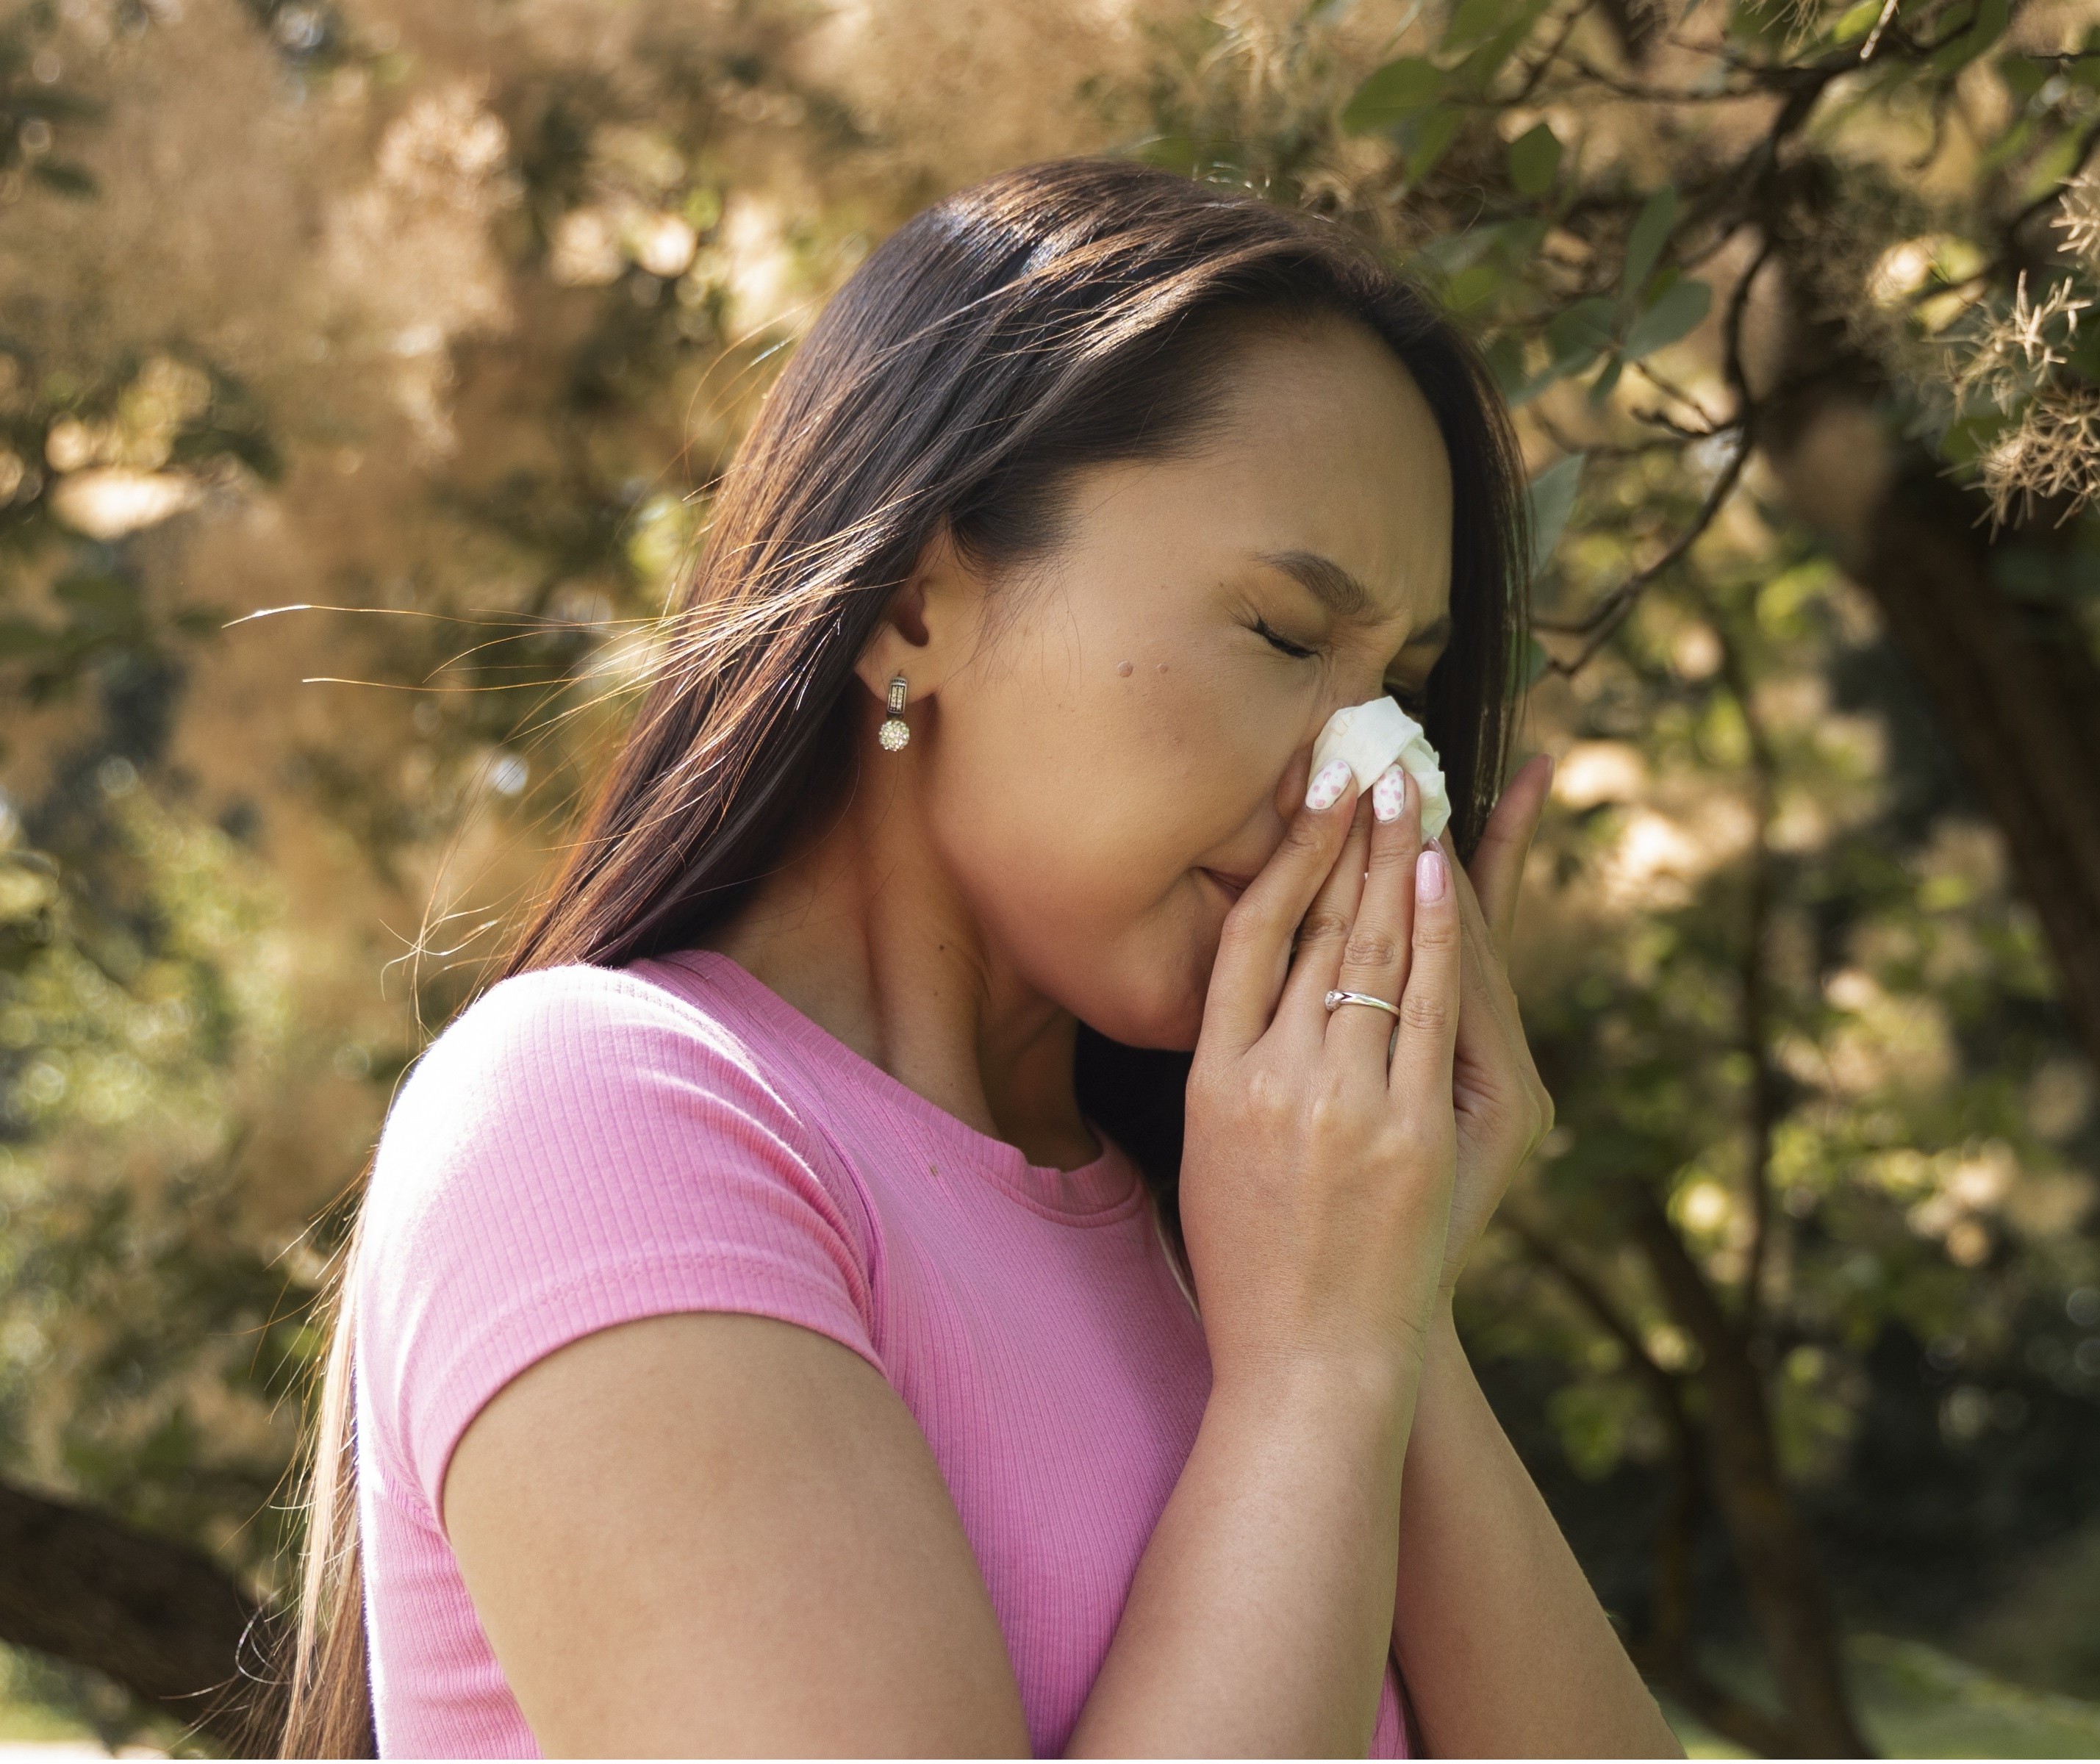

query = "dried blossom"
[[1979, 382, 2100, 531], [1946, 270, 2093, 416], [2051, 171, 2100, 268]]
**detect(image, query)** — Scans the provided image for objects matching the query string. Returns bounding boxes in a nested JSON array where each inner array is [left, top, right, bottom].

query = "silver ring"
[[1325, 989, 1401, 1020]]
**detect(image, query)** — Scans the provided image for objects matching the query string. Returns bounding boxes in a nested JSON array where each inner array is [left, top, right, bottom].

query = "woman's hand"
[[1181, 764, 1462, 1394], [1433, 753, 1556, 1300]]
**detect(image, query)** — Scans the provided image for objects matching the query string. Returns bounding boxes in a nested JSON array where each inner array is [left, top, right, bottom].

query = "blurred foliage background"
[[4, 0, 2100, 1754]]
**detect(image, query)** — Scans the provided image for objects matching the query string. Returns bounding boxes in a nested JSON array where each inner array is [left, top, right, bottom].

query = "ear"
[[851, 520, 986, 709]]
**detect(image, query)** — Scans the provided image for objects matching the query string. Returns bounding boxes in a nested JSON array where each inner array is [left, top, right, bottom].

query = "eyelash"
[[1253, 617, 1318, 662], [1253, 618, 1429, 711]]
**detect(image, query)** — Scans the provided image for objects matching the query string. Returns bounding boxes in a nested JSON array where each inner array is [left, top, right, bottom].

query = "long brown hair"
[[279, 157, 1533, 1757]]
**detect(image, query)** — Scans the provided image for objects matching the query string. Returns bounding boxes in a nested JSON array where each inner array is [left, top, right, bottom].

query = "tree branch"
[[1533, 237, 1771, 670], [1707, 606, 1783, 1338], [0, 1479, 276, 1757], [1499, 1215, 1800, 1756], [1533, 420, 1749, 664]]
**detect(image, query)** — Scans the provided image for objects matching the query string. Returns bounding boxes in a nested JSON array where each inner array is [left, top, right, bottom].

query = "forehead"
[[1186, 315, 1453, 629]]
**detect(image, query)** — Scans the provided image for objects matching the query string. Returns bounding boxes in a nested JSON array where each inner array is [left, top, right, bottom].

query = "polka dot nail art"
[[1372, 762, 1408, 823], [1305, 758, 1353, 811]]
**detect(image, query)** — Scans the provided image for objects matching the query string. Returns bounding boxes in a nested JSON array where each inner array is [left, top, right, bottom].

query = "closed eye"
[[1256, 614, 1433, 715], [1253, 617, 1318, 661]]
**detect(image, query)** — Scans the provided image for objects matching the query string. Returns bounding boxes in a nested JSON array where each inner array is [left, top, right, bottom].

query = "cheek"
[[925, 663, 1278, 1040], [933, 651, 1261, 895]]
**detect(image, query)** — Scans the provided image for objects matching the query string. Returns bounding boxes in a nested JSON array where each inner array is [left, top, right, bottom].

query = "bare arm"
[[443, 1311, 1033, 1757], [1064, 1357, 1416, 1757], [1390, 1299, 1685, 1758]]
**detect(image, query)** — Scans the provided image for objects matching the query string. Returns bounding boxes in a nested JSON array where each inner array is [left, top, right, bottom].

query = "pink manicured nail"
[[1372, 763, 1408, 823], [1417, 845, 1448, 901], [1305, 758, 1353, 811]]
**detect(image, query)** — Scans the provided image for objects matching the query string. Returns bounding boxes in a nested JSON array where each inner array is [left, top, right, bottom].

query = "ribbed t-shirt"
[[352, 947, 1413, 1757]]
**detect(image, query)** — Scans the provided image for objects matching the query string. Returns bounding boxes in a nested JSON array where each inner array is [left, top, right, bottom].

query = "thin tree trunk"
[[1847, 463, 2100, 1056], [1629, 1197, 1874, 1757], [1505, 1214, 1798, 1755], [0, 1477, 275, 1756]]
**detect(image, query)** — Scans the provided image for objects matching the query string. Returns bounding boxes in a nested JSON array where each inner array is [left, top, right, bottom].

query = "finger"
[[1388, 842, 1462, 1102], [1449, 844, 1520, 1014], [1466, 753, 1552, 958], [1450, 846, 1525, 1071], [1202, 763, 1362, 1053], [1277, 784, 1377, 1032], [1327, 765, 1425, 1064]]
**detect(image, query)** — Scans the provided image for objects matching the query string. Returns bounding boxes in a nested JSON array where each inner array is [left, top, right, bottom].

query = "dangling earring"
[[877, 674, 911, 751]]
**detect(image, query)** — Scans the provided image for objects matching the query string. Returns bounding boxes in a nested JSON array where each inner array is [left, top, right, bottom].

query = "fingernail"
[[1372, 763, 1408, 823], [1305, 758, 1353, 811], [1417, 845, 1448, 901]]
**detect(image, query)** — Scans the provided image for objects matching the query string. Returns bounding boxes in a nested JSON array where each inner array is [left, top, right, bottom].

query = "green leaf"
[[54, 574, 137, 620], [1508, 122, 1562, 196], [1980, 115, 2038, 177], [1445, 262, 1502, 312], [1497, 215, 1549, 261], [1443, 0, 1513, 53], [1997, 51, 2051, 101], [14, 89, 106, 125], [1587, 353, 1625, 405], [2015, 126, 2085, 200], [1830, 0, 1882, 42], [1507, 362, 1564, 406], [1621, 187, 1678, 304], [1136, 134, 1201, 173], [31, 161, 98, 199], [1405, 106, 1463, 179], [1624, 277, 1712, 359], [1524, 451, 1585, 577], [1341, 57, 1441, 132], [1452, 0, 1558, 87], [1547, 295, 1618, 373], [1939, 406, 2016, 467], [1416, 222, 1506, 278], [2066, 319, 2100, 384], [1485, 333, 1530, 398], [0, 619, 54, 659], [1932, 0, 2010, 74]]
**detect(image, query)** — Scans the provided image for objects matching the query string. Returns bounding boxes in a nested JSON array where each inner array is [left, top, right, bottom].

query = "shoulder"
[[354, 961, 883, 1513], [365, 960, 836, 1230], [386, 959, 780, 1126]]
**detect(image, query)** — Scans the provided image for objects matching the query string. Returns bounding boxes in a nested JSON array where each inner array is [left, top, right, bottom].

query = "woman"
[[282, 158, 1683, 1757]]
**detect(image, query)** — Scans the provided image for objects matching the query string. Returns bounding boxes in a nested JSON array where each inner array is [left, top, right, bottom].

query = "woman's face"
[[920, 315, 1456, 1052]]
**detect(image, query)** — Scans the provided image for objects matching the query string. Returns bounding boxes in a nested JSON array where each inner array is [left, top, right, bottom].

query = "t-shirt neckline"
[[652, 948, 1144, 1222]]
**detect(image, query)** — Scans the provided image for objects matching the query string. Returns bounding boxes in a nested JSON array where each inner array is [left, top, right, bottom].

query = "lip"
[[1200, 867, 1255, 903]]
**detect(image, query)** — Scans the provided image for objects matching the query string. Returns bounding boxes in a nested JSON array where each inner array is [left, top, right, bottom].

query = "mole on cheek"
[[1155, 662, 1168, 673], [1117, 661, 1133, 677]]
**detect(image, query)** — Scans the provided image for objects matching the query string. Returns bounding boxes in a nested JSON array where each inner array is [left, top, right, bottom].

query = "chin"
[[1067, 942, 1213, 1054]]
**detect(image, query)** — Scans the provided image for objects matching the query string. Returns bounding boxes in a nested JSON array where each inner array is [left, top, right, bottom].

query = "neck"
[[698, 753, 1102, 1173]]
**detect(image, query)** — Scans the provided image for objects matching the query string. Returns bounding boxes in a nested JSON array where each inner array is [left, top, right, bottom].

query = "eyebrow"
[[1253, 548, 1452, 651]]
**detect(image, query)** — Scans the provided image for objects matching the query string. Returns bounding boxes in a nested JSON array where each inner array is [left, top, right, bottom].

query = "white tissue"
[[1311, 696, 1451, 842]]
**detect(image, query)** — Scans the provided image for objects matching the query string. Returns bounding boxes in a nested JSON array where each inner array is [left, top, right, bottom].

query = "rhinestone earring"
[[877, 674, 911, 751]]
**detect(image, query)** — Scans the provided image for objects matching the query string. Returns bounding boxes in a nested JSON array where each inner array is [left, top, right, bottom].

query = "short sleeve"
[[354, 962, 881, 1521]]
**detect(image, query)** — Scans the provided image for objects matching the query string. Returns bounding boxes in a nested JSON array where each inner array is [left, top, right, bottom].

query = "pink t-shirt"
[[353, 947, 1413, 1756]]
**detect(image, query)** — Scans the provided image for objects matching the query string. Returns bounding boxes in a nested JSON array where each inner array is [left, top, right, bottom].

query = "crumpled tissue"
[[1311, 696, 1450, 842]]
